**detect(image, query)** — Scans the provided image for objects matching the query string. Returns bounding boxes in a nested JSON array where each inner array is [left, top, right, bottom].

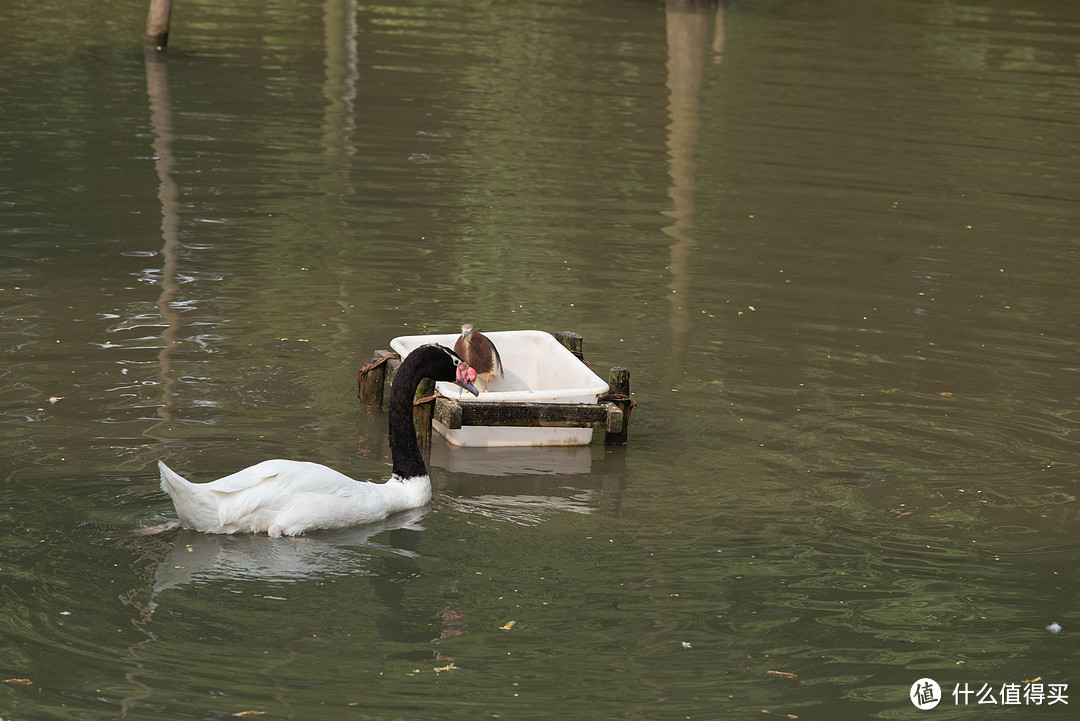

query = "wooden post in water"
[[554, 331, 584, 360], [604, 366, 632, 445], [413, 378, 436, 449], [146, 0, 174, 53], [357, 350, 396, 407]]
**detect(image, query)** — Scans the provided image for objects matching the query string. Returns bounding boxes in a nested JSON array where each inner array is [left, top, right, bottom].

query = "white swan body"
[[158, 460, 431, 537], [157, 343, 478, 537]]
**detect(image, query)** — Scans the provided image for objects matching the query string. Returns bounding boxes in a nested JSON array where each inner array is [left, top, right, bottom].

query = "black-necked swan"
[[453, 323, 502, 390], [157, 343, 479, 537]]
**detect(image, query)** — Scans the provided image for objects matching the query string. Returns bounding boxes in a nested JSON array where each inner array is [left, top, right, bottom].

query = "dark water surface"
[[1, 0, 1078, 718]]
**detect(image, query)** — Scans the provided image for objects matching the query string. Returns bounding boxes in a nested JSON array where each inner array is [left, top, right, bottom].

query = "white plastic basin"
[[429, 439, 593, 475], [390, 330, 610, 447]]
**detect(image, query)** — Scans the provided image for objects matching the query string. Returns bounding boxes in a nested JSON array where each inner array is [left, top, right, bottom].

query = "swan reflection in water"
[[149, 507, 427, 607]]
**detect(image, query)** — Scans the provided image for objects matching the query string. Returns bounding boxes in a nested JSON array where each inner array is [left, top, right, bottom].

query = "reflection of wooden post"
[[713, 0, 726, 59], [595, 446, 628, 517], [144, 48, 182, 446], [146, 0, 174, 52], [664, 0, 710, 379]]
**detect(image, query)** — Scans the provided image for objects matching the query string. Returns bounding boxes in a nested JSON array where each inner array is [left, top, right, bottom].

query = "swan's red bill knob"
[[456, 363, 479, 396]]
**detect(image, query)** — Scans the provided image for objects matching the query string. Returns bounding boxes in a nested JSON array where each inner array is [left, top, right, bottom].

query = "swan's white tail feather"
[[158, 460, 215, 531], [158, 460, 189, 493]]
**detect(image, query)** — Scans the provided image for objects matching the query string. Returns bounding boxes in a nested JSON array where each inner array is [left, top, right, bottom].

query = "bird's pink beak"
[[456, 364, 480, 396]]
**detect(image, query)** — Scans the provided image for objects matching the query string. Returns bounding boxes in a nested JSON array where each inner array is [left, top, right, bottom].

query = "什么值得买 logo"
[[910, 678, 941, 710], [910, 678, 1069, 709]]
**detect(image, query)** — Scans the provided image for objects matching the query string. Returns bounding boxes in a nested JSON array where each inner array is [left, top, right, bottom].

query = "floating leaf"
[[4, 678, 32, 685], [766, 670, 799, 679], [232, 712, 264, 718], [499, 621, 516, 631]]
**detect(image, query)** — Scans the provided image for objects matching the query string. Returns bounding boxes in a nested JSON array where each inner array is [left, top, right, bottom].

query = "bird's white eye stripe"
[[432, 343, 463, 365]]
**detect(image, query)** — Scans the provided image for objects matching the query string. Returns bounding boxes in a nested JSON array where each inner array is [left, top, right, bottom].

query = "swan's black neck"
[[387, 349, 436, 480]]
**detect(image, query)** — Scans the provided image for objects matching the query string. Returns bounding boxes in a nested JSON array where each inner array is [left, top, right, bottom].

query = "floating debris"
[[766, 670, 799, 679], [1046, 622, 1062, 634], [499, 621, 516, 631]]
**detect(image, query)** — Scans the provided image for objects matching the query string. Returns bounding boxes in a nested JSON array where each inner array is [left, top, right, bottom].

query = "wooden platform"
[[357, 331, 633, 446]]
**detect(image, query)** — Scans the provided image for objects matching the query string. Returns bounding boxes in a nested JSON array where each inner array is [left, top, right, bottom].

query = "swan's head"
[[423, 343, 480, 396]]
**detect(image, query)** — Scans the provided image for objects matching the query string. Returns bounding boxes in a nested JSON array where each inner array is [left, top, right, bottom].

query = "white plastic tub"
[[390, 330, 609, 447], [429, 438, 593, 475]]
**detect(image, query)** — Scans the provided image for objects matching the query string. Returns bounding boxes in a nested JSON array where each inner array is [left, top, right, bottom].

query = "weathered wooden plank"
[[386, 354, 402, 385], [603, 366, 632, 445], [602, 402, 624, 432], [433, 398, 620, 429], [435, 396, 463, 429], [412, 378, 435, 448], [460, 400, 605, 428], [554, 331, 584, 360], [357, 350, 396, 407]]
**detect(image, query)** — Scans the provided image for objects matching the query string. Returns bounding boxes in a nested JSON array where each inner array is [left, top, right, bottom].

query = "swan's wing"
[[204, 459, 359, 495], [206, 461, 370, 533]]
